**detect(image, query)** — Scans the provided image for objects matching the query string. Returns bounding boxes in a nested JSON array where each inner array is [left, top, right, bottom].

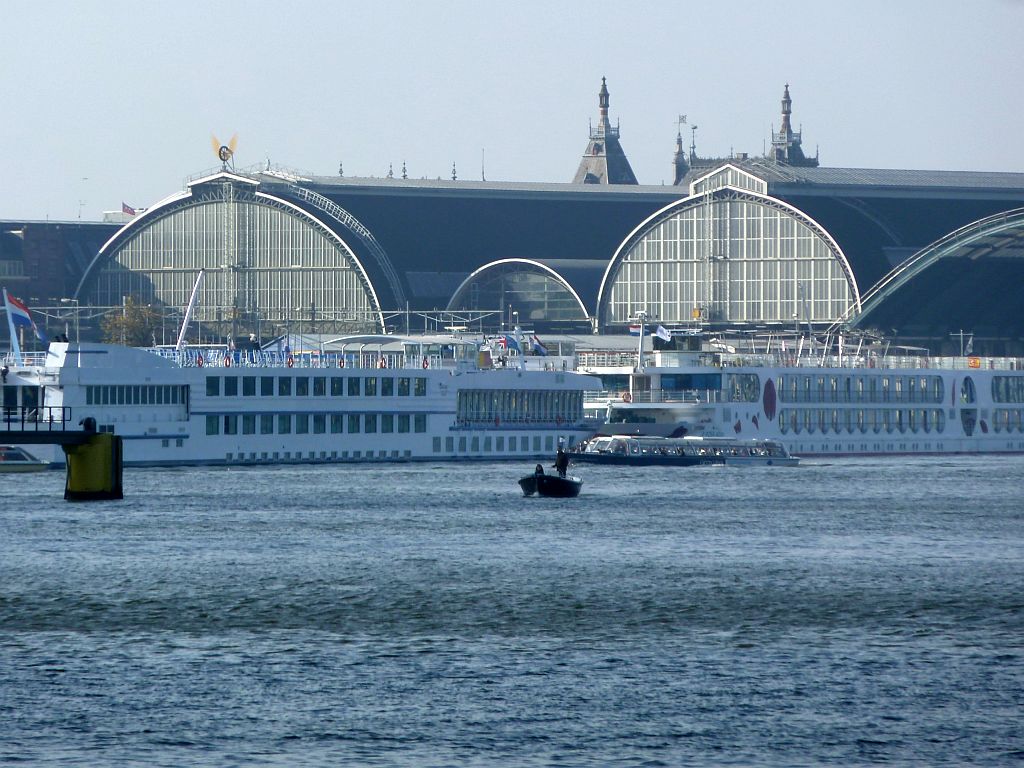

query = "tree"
[[101, 296, 159, 347]]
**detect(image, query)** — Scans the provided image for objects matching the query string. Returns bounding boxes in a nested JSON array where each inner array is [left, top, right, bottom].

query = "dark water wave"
[[2, 458, 1023, 766]]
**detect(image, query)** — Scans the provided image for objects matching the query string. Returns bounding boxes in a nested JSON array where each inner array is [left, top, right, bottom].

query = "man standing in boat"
[[554, 443, 569, 478]]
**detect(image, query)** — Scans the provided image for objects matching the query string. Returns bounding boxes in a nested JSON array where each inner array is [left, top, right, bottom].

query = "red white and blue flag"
[[495, 334, 521, 352], [5, 292, 47, 342], [122, 202, 136, 216], [531, 334, 548, 355]]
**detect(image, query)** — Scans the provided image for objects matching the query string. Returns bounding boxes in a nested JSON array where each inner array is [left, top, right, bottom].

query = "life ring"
[[422, 357, 429, 369], [224, 356, 231, 368], [286, 355, 294, 368], [196, 354, 204, 368], [338, 357, 345, 368], [378, 357, 387, 369], [622, 392, 632, 403]]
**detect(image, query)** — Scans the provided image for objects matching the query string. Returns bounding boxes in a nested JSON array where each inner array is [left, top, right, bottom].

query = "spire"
[[572, 77, 638, 184], [779, 83, 792, 138], [598, 76, 610, 132], [769, 83, 818, 167], [673, 131, 689, 185]]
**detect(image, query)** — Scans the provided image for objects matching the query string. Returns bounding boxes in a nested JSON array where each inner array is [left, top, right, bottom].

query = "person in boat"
[[554, 444, 569, 478], [535, 463, 544, 476]]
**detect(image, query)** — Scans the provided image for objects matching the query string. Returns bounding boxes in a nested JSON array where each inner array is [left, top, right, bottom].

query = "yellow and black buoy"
[[63, 418, 123, 501]]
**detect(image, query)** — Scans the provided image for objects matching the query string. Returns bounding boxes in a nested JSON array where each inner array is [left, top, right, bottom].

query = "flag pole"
[[3, 288, 24, 366]]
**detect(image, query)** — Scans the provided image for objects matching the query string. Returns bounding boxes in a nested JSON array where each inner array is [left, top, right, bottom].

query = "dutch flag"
[[4, 291, 47, 343]]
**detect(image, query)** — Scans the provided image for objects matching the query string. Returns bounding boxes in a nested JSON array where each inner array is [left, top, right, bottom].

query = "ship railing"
[[577, 351, 638, 369], [584, 389, 719, 404], [718, 352, 1024, 372], [149, 348, 457, 371], [1, 351, 49, 367], [1, 405, 73, 431]]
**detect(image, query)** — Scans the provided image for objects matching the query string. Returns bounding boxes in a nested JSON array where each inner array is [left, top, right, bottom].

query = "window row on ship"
[[779, 406, 1024, 437], [205, 374, 428, 398], [455, 389, 583, 426], [205, 411, 428, 436], [746, 373, 1024, 405]]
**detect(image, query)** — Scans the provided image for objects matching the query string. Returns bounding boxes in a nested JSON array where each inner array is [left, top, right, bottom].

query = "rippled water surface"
[[2, 457, 1023, 766]]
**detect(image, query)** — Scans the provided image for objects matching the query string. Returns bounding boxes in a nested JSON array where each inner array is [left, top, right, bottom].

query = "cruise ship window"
[[278, 377, 292, 397], [381, 414, 394, 433], [296, 414, 309, 434], [261, 377, 274, 396], [398, 377, 410, 396], [364, 377, 378, 396], [381, 377, 394, 396], [242, 414, 256, 434], [206, 415, 219, 435], [223, 415, 238, 435], [296, 378, 309, 397], [331, 377, 344, 396], [260, 414, 273, 434], [347, 414, 360, 433], [206, 377, 220, 397], [398, 414, 410, 433], [348, 377, 360, 396], [313, 377, 326, 397], [330, 414, 343, 433], [415, 378, 427, 396], [224, 377, 238, 397], [414, 414, 426, 433], [364, 414, 377, 433], [313, 414, 326, 433], [277, 414, 291, 433], [242, 377, 256, 396]]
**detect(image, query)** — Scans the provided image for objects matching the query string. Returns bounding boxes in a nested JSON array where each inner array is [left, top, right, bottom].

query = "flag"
[[122, 202, 136, 216], [628, 324, 643, 336], [964, 335, 973, 355], [495, 334, 521, 352], [4, 292, 47, 342], [654, 325, 671, 342], [531, 334, 548, 356]]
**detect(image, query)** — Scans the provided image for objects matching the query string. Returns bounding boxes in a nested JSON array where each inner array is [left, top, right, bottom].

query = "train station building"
[[5, 82, 1024, 353]]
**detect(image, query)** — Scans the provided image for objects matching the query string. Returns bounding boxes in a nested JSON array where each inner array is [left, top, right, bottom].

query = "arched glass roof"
[[77, 173, 386, 338], [847, 208, 1024, 343], [598, 184, 860, 331], [446, 258, 598, 333]]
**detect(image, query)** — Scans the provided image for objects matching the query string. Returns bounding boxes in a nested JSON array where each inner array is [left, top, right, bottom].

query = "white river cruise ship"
[[1, 336, 599, 467], [579, 333, 1024, 457]]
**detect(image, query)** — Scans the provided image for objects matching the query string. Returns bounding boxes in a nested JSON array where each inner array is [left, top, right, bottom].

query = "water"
[[2, 457, 1023, 766]]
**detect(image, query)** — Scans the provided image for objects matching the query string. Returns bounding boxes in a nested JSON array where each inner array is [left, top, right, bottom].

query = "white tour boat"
[[1, 336, 599, 467]]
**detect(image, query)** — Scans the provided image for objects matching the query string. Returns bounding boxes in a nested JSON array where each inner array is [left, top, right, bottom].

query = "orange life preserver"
[[622, 391, 632, 403], [422, 357, 429, 369], [378, 357, 387, 369], [338, 357, 345, 368], [196, 354, 204, 368], [286, 355, 294, 368], [224, 355, 231, 368]]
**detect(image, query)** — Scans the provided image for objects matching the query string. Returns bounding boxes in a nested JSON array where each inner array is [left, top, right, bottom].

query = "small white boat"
[[0, 445, 50, 472]]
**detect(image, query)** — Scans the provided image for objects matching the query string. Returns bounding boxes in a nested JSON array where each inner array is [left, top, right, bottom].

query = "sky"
[[2, 0, 1023, 221]]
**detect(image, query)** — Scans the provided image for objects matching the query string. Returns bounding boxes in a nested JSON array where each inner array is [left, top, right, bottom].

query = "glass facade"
[[601, 187, 859, 329], [85, 176, 382, 337], [447, 261, 591, 333]]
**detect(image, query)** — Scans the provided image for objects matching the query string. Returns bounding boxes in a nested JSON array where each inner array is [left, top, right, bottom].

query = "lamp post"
[[60, 298, 79, 343]]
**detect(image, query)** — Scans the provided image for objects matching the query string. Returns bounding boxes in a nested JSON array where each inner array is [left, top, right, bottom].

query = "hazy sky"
[[2, 0, 1022, 221]]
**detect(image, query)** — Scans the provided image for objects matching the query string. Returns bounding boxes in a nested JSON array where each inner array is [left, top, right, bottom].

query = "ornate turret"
[[770, 84, 819, 167], [672, 131, 689, 185], [572, 77, 639, 185]]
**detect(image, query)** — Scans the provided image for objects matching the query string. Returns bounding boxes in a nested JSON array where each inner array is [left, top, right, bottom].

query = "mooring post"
[[63, 417, 124, 501]]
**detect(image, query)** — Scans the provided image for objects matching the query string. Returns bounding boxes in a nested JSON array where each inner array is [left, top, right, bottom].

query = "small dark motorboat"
[[519, 467, 583, 498]]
